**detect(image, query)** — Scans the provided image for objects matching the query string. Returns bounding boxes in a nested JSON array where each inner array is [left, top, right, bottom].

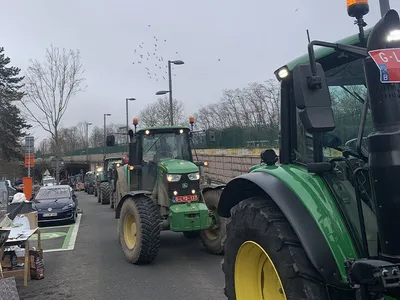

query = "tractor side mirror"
[[293, 63, 335, 133], [106, 135, 115, 146]]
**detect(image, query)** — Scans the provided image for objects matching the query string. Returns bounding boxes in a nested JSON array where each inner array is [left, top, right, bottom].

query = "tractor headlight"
[[167, 174, 181, 182], [188, 172, 200, 181]]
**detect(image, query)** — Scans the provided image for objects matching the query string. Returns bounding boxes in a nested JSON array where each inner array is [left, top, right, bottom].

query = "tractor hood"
[[159, 159, 199, 174]]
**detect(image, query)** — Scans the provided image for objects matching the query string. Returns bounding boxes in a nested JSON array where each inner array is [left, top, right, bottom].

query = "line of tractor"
[[83, 1, 400, 299]]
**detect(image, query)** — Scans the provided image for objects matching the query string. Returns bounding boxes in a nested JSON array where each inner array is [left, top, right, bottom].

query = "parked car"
[[33, 186, 78, 224]]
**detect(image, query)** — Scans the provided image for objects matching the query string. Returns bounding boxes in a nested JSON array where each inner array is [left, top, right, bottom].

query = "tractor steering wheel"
[[344, 137, 369, 159], [158, 150, 174, 159]]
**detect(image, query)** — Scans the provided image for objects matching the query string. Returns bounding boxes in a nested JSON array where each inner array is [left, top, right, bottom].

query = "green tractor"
[[106, 117, 225, 264], [95, 157, 123, 205], [84, 171, 95, 194], [217, 3, 400, 300]]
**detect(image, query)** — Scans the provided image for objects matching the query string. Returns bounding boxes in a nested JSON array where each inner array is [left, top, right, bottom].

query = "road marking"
[[30, 232, 68, 240], [43, 214, 82, 253]]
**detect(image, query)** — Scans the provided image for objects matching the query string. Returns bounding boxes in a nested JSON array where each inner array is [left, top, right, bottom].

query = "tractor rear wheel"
[[223, 196, 329, 300], [118, 196, 160, 264], [100, 182, 111, 205], [200, 189, 226, 255]]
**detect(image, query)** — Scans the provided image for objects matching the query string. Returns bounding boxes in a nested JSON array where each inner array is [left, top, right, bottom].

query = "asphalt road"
[[17, 192, 226, 300]]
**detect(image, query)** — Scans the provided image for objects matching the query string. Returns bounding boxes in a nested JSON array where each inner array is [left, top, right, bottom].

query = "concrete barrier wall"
[[63, 148, 279, 184]]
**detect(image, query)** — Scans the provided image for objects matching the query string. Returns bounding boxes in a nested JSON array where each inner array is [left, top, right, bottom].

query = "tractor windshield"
[[142, 132, 191, 162], [295, 57, 378, 257], [296, 58, 372, 162]]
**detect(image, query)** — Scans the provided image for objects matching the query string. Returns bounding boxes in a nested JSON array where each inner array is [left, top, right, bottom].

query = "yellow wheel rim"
[[235, 241, 287, 300], [123, 212, 137, 249]]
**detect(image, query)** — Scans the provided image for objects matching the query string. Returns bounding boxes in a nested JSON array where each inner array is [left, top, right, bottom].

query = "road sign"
[[24, 154, 34, 167], [369, 48, 400, 83], [44, 169, 50, 176]]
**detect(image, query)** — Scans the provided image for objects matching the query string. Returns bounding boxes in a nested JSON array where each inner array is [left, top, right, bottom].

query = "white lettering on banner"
[[379, 52, 389, 63], [393, 51, 400, 63]]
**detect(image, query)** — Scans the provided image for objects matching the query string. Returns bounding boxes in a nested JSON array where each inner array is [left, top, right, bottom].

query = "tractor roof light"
[[276, 67, 289, 81], [347, 0, 369, 18], [128, 165, 134, 171], [179, 129, 184, 134], [145, 130, 150, 135], [132, 117, 139, 126]]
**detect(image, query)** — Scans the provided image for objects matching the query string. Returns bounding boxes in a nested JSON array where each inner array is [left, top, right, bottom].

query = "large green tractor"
[[95, 157, 123, 205], [106, 117, 225, 264], [218, 3, 400, 300]]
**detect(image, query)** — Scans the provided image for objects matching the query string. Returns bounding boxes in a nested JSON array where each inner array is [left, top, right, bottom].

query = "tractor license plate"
[[43, 213, 57, 217], [174, 195, 198, 202]]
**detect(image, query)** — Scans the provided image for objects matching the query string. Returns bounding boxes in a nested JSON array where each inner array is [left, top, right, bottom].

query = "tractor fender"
[[217, 171, 345, 288], [115, 190, 153, 219], [200, 183, 225, 195]]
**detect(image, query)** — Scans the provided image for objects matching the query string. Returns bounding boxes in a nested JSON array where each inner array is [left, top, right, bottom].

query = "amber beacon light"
[[347, 0, 369, 17]]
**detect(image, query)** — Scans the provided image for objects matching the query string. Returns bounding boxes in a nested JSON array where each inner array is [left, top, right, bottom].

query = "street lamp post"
[[379, 0, 390, 17], [156, 60, 184, 126], [86, 121, 92, 164], [103, 113, 111, 159], [125, 98, 136, 150]]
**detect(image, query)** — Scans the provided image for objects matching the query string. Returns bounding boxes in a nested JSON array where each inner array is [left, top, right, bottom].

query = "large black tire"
[[200, 189, 226, 255], [110, 191, 115, 209], [100, 182, 111, 205], [223, 196, 329, 300], [183, 231, 200, 239], [118, 196, 161, 264]]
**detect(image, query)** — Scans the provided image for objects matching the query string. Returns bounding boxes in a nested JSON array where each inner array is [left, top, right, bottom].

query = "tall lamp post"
[[155, 59, 184, 126], [125, 97, 136, 150], [86, 121, 92, 165], [103, 113, 111, 159], [86, 122, 92, 165]]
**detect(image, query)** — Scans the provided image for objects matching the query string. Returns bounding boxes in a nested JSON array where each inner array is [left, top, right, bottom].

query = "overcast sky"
[[2, 0, 399, 141]]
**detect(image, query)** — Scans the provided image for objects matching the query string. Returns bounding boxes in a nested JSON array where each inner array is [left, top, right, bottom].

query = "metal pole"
[[379, 0, 390, 17], [28, 147, 31, 177], [86, 122, 89, 164], [126, 98, 129, 147], [168, 60, 173, 126], [103, 114, 106, 160]]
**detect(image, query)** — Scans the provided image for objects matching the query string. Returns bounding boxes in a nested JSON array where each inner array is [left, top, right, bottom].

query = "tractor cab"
[[135, 126, 199, 201]]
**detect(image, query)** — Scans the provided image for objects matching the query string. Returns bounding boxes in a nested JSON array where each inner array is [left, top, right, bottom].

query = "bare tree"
[[140, 96, 185, 127], [22, 45, 86, 182]]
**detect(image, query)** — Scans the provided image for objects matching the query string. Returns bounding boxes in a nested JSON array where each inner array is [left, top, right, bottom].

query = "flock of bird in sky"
[[131, 24, 222, 82], [131, 25, 182, 83]]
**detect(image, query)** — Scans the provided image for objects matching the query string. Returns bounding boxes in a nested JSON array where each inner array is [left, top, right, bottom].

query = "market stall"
[[0, 211, 43, 287]]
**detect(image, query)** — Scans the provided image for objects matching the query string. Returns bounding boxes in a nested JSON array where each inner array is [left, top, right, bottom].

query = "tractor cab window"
[[295, 57, 378, 257], [142, 132, 191, 163]]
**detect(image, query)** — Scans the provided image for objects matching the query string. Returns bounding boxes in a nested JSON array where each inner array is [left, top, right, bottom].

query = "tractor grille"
[[167, 174, 200, 198]]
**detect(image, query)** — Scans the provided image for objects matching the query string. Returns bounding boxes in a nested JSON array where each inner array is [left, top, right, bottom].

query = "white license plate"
[[43, 213, 57, 217]]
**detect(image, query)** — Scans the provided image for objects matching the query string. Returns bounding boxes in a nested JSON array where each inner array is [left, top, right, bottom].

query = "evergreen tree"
[[0, 47, 31, 161]]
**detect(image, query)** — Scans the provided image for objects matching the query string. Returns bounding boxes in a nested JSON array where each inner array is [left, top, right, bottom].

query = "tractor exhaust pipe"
[[379, 0, 391, 17], [365, 9, 400, 261]]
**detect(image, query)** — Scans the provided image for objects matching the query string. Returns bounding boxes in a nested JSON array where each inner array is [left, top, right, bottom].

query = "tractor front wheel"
[[223, 196, 329, 300], [110, 191, 115, 209], [183, 231, 200, 239], [100, 182, 111, 205], [200, 189, 226, 255], [118, 196, 160, 264]]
